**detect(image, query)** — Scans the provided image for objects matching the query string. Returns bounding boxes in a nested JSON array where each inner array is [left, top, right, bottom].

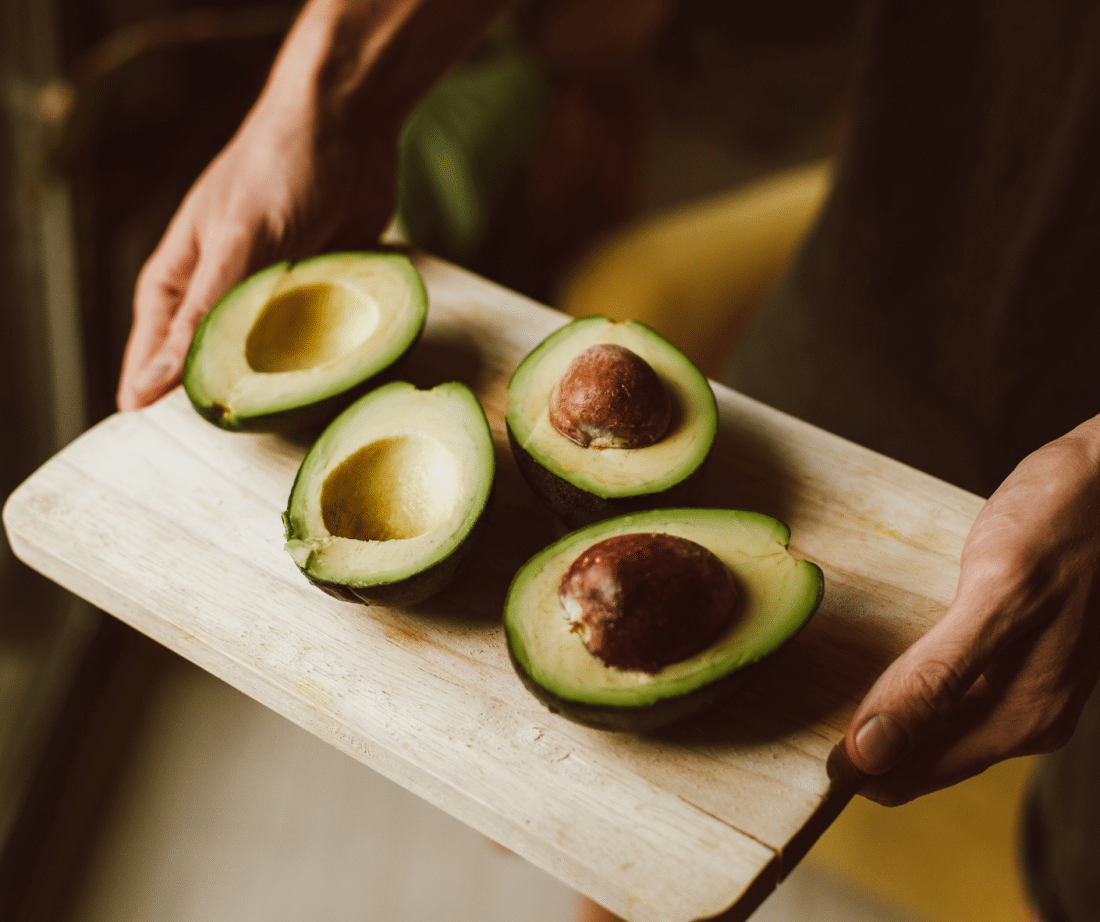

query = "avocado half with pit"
[[283, 380, 494, 606], [506, 317, 717, 527], [183, 252, 427, 431], [504, 507, 824, 732]]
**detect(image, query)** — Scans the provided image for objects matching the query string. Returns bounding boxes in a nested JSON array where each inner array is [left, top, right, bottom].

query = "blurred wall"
[[0, 0, 97, 861]]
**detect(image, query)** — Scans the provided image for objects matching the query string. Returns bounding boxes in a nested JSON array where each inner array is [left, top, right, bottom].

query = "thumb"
[[843, 620, 988, 776]]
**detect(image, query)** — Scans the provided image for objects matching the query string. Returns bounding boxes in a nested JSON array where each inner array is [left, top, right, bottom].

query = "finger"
[[842, 527, 1058, 778], [118, 236, 199, 411], [853, 610, 1098, 804], [856, 674, 1003, 805], [843, 618, 989, 777], [127, 229, 257, 410], [858, 664, 1078, 805], [841, 556, 1030, 778]]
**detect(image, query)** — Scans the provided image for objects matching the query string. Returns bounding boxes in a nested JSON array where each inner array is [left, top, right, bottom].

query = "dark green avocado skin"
[[185, 330, 421, 435], [506, 566, 821, 733], [503, 505, 825, 732], [507, 643, 755, 733], [506, 422, 709, 528]]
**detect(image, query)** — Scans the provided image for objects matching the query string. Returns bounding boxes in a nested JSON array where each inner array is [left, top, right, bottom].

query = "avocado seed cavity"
[[558, 532, 738, 673], [246, 282, 378, 373], [549, 343, 672, 449], [321, 434, 459, 542]]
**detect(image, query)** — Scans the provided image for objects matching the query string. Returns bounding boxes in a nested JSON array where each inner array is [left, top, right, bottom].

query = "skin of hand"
[[117, 0, 510, 412], [834, 414, 1100, 805], [116, 98, 398, 412]]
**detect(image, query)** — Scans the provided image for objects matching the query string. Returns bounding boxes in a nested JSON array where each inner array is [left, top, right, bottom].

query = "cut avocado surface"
[[283, 380, 494, 606], [504, 507, 824, 731], [183, 252, 427, 431], [506, 317, 717, 526]]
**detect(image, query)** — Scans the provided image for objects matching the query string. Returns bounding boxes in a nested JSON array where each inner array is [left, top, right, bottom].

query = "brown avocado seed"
[[548, 343, 672, 449], [558, 532, 738, 674]]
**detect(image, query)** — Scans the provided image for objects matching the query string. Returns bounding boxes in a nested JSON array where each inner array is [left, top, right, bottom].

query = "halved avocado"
[[283, 380, 494, 606], [504, 508, 824, 732], [506, 317, 717, 526], [183, 252, 427, 432]]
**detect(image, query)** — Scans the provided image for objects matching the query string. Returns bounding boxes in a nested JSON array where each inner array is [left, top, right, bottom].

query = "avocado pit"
[[548, 343, 671, 450], [558, 532, 738, 673]]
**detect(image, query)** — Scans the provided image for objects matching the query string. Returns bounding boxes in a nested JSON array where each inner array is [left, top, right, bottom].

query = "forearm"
[[257, 0, 513, 138]]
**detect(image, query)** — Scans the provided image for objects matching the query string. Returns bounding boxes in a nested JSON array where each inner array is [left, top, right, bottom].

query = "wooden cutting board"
[[3, 253, 983, 921]]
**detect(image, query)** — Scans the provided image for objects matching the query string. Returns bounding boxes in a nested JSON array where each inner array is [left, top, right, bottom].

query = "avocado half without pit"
[[283, 380, 495, 606], [506, 317, 717, 526], [504, 508, 824, 732], [183, 252, 427, 431]]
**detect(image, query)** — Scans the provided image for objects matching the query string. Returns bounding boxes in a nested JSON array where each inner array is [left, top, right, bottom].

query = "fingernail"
[[854, 714, 909, 773]]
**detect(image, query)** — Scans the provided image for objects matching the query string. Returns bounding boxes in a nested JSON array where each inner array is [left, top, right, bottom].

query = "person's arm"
[[834, 414, 1100, 805], [117, 0, 511, 412]]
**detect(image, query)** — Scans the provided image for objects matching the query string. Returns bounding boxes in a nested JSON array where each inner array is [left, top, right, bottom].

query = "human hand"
[[116, 98, 398, 411], [116, 0, 514, 413], [835, 416, 1100, 805]]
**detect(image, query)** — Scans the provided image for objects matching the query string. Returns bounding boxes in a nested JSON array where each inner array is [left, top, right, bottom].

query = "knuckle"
[[900, 658, 967, 720], [965, 548, 1031, 597], [133, 261, 168, 307], [134, 254, 191, 316], [134, 259, 156, 292], [1023, 704, 1079, 755], [1032, 723, 1074, 754], [178, 298, 213, 326], [219, 220, 257, 251]]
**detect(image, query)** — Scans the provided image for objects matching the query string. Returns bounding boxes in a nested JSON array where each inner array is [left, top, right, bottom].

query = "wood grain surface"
[[3, 253, 984, 921]]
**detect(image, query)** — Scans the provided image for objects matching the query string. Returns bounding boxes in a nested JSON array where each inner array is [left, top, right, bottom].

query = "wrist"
[[259, 0, 510, 142]]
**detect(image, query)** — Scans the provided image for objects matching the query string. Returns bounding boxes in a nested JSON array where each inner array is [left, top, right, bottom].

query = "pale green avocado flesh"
[[506, 317, 717, 525], [183, 252, 427, 431], [283, 381, 495, 606], [505, 508, 824, 731]]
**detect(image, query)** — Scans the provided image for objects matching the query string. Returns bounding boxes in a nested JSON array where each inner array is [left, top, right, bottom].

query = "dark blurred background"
[[0, 0, 860, 918]]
